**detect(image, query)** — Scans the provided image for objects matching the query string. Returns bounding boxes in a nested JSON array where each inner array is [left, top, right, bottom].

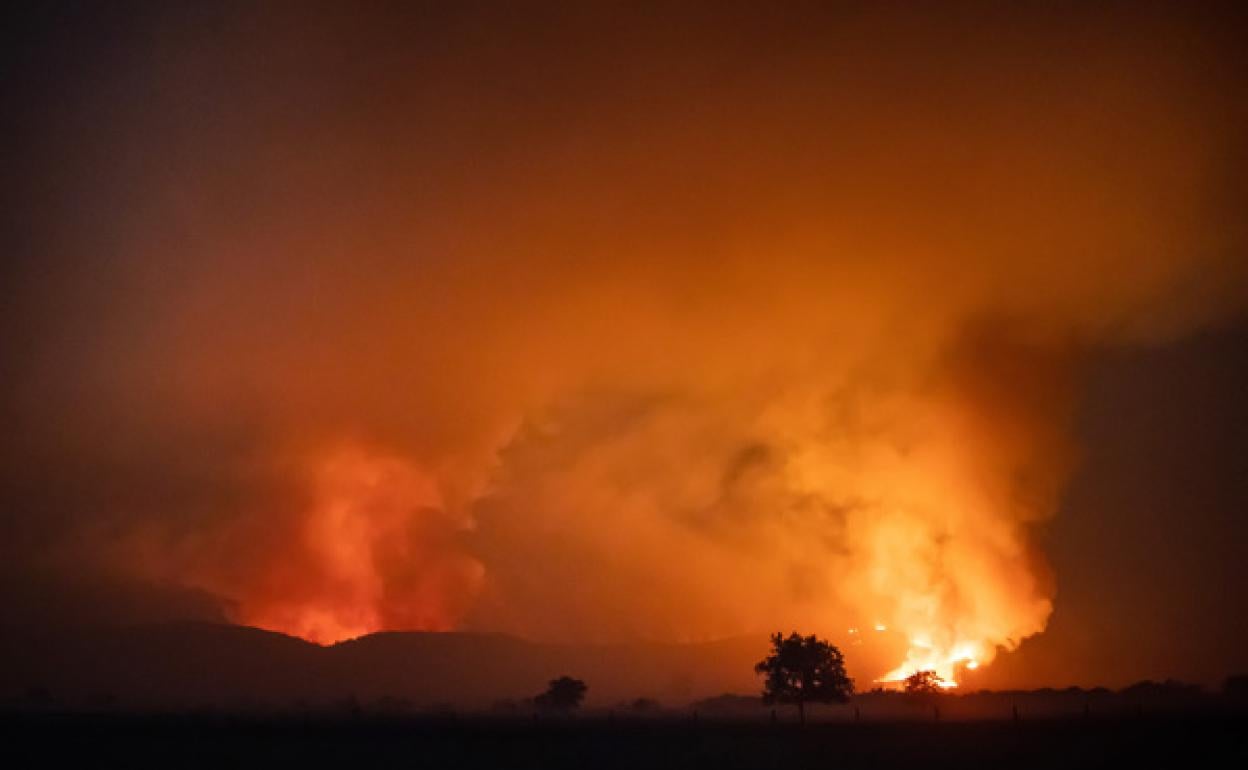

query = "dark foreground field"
[[4, 713, 1245, 769]]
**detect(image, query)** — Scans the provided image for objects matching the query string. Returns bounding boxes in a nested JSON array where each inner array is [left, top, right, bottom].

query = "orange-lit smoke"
[[8, 4, 1246, 687], [229, 448, 484, 645]]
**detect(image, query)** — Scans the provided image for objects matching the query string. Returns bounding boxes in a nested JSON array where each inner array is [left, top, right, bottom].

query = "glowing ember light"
[[878, 639, 989, 689], [874, 624, 887, 632]]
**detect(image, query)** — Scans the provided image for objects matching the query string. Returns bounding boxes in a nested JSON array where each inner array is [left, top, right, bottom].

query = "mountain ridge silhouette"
[[0, 621, 773, 709]]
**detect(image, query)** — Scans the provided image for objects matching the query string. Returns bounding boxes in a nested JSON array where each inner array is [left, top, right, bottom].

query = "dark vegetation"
[[903, 669, 947, 694], [4, 623, 1246, 721], [3, 712, 1245, 769], [4, 624, 1246, 767], [755, 631, 853, 724], [534, 676, 587, 712]]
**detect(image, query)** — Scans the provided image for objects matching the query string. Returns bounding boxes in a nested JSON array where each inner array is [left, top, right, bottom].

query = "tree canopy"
[[755, 631, 853, 723]]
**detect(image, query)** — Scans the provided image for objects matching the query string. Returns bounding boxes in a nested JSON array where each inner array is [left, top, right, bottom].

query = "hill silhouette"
[[0, 622, 769, 710], [6, 621, 1240, 718]]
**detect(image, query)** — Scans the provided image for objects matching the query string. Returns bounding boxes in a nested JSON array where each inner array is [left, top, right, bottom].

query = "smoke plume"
[[3, 3, 1246, 683]]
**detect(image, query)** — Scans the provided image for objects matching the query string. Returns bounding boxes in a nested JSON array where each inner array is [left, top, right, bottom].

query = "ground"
[[4, 713, 1245, 769]]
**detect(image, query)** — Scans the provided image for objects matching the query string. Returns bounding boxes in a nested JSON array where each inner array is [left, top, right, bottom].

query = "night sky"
[[2, 1, 1246, 691]]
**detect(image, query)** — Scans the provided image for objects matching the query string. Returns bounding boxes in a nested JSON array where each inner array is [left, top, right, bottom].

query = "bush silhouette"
[[534, 676, 587, 712], [903, 670, 946, 694]]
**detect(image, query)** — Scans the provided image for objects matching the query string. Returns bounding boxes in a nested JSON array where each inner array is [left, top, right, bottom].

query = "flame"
[[879, 639, 985, 688], [14, 1, 1248, 701]]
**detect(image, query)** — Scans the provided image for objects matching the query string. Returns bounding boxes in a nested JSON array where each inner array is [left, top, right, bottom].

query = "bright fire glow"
[[879, 639, 986, 688], [22, 2, 1246, 707]]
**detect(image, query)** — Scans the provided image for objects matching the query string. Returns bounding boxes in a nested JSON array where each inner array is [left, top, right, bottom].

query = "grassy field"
[[4, 712, 1245, 769]]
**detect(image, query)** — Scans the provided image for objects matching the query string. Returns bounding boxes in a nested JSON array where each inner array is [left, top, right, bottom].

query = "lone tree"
[[903, 669, 947, 694], [534, 676, 587, 713], [755, 631, 854, 724]]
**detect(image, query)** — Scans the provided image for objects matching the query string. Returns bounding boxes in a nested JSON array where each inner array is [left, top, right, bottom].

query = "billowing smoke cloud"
[[3, 3, 1245, 682]]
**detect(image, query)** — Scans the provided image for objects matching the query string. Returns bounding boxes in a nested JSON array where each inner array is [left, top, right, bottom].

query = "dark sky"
[[2, 1, 1246, 690]]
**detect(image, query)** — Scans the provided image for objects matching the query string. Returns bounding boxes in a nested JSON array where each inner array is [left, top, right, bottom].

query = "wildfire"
[[230, 446, 484, 644], [879, 637, 986, 689]]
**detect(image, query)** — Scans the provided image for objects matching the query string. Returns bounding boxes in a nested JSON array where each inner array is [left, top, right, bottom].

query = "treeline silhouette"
[[4, 623, 1246, 723], [5, 629, 1247, 769], [7, 668, 1247, 722]]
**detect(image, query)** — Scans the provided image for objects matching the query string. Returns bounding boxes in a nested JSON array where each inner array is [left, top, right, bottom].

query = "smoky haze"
[[2, 2, 1246, 688]]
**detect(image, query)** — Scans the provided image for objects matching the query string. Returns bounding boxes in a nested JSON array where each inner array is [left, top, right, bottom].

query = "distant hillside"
[[0, 623, 771, 710]]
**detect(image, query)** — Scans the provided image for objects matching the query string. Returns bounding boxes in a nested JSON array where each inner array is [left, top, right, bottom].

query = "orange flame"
[[879, 639, 985, 689]]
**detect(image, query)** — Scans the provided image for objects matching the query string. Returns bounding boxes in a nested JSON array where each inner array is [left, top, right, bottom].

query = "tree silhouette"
[[903, 669, 946, 694], [534, 676, 587, 713], [754, 631, 853, 724]]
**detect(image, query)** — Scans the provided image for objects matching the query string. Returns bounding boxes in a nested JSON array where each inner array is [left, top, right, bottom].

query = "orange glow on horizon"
[[227, 447, 484, 645], [48, 4, 1244, 692]]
